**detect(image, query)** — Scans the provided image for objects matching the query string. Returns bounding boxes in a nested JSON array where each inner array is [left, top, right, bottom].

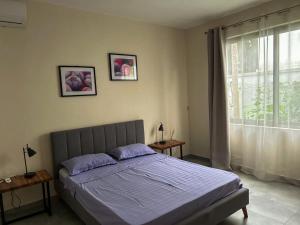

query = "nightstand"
[[149, 140, 185, 159], [0, 170, 52, 225]]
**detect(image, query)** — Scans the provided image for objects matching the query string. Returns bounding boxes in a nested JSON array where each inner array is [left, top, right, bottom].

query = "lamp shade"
[[158, 123, 164, 131], [27, 147, 36, 157]]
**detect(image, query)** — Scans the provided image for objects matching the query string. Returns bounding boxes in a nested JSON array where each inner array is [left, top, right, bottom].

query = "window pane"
[[279, 29, 300, 128], [243, 34, 259, 73], [226, 33, 274, 125]]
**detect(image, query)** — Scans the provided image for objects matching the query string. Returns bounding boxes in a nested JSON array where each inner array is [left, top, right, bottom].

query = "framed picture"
[[58, 66, 97, 97], [108, 53, 138, 81]]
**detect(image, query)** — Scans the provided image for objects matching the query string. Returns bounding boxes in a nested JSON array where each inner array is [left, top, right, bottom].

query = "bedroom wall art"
[[58, 66, 97, 97], [108, 53, 138, 81]]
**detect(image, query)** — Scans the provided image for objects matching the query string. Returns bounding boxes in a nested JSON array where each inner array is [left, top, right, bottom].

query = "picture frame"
[[108, 53, 138, 81], [58, 66, 97, 97]]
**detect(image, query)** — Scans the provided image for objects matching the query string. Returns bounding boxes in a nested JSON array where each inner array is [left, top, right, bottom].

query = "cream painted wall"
[[0, 0, 189, 209], [186, 0, 300, 158]]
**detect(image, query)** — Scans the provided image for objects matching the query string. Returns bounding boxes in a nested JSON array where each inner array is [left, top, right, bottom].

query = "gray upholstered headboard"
[[51, 120, 145, 178]]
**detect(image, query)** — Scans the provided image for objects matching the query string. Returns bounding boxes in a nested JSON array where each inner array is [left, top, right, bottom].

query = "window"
[[226, 24, 300, 128]]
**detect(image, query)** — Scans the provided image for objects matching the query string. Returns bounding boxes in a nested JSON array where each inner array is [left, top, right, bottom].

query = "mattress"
[[60, 154, 241, 225]]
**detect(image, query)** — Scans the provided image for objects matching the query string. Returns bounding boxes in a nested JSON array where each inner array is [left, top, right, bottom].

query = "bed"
[[51, 120, 249, 225]]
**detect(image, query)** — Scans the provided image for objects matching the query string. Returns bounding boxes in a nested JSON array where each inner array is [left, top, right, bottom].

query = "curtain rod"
[[204, 3, 300, 34]]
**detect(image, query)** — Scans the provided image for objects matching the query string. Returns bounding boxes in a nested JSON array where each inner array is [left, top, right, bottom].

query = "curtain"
[[225, 15, 300, 185], [207, 27, 231, 170]]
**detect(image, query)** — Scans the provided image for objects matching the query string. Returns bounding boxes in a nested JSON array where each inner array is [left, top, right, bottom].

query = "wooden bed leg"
[[242, 207, 248, 219]]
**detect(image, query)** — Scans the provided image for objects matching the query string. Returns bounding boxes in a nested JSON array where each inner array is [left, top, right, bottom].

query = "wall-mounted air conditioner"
[[0, 0, 27, 27]]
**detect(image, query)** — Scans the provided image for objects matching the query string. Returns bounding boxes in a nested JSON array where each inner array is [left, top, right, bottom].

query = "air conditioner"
[[0, 0, 26, 27]]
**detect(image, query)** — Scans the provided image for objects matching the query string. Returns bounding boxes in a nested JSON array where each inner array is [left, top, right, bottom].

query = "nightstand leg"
[[46, 182, 52, 216], [42, 183, 46, 211], [180, 145, 183, 159], [169, 148, 172, 156], [0, 193, 6, 225]]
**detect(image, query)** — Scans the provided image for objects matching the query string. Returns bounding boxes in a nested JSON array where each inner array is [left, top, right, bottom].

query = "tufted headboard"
[[51, 120, 145, 178]]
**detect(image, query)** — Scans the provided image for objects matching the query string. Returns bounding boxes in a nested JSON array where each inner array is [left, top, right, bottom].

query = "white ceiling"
[[36, 0, 272, 29]]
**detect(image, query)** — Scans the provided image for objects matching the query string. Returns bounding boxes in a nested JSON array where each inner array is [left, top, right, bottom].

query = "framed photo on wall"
[[108, 53, 138, 81], [58, 66, 97, 97]]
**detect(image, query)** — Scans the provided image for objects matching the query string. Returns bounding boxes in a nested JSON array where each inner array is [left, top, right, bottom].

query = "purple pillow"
[[109, 143, 156, 160], [61, 153, 117, 176]]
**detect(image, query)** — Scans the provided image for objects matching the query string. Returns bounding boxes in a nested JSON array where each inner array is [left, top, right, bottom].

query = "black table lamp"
[[158, 122, 166, 144], [23, 144, 37, 178]]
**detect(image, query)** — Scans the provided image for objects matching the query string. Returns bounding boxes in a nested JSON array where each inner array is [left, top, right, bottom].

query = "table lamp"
[[158, 122, 166, 144], [23, 144, 37, 178]]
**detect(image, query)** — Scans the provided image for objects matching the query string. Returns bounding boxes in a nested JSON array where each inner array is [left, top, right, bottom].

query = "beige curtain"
[[207, 27, 231, 170]]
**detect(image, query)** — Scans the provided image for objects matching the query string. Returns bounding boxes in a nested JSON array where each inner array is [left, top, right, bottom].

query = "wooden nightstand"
[[0, 170, 52, 225], [149, 140, 185, 159]]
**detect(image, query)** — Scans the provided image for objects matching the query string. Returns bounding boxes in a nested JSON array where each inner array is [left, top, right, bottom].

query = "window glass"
[[226, 33, 273, 125], [227, 24, 300, 128], [279, 29, 300, 127]]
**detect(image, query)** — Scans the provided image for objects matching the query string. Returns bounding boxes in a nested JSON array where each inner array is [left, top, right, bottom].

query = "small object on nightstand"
[[170, 129, 175, 140], [4, 178, 11, 183], [158, 122, 166, 144], [0, 179, 4, 184], [22, 144, 37, 178], [149, 140, 185, 159]]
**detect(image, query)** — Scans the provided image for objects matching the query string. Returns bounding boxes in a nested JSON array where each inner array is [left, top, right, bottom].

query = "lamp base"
[[24, 172, 36, 178], [159, 140, 166, 145]]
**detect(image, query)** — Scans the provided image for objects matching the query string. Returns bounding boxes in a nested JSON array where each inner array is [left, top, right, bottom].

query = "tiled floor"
[[4, 156, 300, 225], [220, 171, 300, 225]]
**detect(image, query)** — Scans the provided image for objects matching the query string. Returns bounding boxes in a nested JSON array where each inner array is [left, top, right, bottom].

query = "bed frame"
[[51, 120, 249, 225]]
